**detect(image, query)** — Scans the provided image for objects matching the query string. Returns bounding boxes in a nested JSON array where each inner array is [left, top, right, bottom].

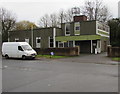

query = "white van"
[[2, 42, 37, 59]]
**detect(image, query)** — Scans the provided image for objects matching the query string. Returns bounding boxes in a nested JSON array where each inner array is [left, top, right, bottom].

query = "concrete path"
[[58, 52, 119, 65]]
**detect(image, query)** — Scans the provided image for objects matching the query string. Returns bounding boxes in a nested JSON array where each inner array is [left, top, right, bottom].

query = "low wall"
[[107, 46, 120, 57], [34, 47, 80, 56]]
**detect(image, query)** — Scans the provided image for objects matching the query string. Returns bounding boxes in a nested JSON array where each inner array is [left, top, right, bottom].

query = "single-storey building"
[[9, 15, 110, 54]]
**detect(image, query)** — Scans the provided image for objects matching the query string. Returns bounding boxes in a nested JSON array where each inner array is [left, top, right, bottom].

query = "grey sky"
[[0, 0, 119, 25]]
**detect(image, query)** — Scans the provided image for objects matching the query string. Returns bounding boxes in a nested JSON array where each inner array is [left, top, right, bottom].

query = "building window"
[[69, 41, 73, 47], [59, 42, 64, 48], [25, 38, 29, 43], [36, 37, 41, 48], [58, 41, 74, 48], [98, 23, 109, 32], [74, 22, 80, 35], [75, 26, 80, 30], [15, 38, 19, 42], [49, 37, 54, 48], [65, 23, 70, 36], [56, 41, 58, 48], [64, 41, 69, 47]]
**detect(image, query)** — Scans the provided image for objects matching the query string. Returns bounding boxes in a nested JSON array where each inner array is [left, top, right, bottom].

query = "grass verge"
[[36, 55, 68, 59], [112, 57, 120, 62]]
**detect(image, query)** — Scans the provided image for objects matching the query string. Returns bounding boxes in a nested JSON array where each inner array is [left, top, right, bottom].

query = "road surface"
[[2, 55, 118, 92]]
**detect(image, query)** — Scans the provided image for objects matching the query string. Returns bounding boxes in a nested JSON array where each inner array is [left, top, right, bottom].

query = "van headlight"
[[31, 53, 36, 56]]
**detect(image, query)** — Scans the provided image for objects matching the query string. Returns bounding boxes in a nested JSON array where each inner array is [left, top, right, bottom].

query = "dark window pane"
[[49, 37, 54, 47], [66, 24, 70, 32], [59, 43, 63, 47], [64, 42, 68, 47], [69, 41, 73, 47], [50, 43, 53, 47], [56, 41, 58, 47], [66, 31, 70, 34], [50, 38, 53, 42], [37, 39, 40, 43], [66, 24, 70, 35], [76, 26, 80, 30]]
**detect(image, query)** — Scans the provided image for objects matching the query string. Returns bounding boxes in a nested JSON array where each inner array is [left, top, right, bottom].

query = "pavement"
[[2, 53, 118, 92]]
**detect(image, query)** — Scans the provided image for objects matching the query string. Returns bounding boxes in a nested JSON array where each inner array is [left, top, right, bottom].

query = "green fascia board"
[[100, 36, 109, 41], [56, 35, 101, 41], [98, 30, 109, 36]]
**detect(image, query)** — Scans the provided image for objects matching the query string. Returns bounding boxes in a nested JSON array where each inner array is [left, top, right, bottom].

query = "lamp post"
[[31, 25, 33, 47]]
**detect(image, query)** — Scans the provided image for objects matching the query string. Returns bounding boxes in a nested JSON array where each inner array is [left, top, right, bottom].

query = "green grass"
[[36, 55, 68, 59], [112, 57, 120, 61]]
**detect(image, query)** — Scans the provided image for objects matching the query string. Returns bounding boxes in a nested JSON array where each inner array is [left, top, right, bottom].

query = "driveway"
[[58, 52, 118, 65]]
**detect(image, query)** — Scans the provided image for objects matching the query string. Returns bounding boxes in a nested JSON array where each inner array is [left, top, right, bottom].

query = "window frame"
[[65, 23, 70, 36], [49, 37, 54, 48], [36, 37, 41, 48], [58, 41, 64, 48], [74, 22, 80, 35]]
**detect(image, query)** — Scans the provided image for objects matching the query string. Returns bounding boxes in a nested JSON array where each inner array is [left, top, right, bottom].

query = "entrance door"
[[75, 41, 80, 52]]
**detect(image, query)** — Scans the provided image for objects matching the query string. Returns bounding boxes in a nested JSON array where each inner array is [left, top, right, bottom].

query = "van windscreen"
[[22, 45, 32, 51]]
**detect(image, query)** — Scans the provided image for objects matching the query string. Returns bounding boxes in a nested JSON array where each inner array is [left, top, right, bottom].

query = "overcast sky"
[[0, 0, 120, 25]]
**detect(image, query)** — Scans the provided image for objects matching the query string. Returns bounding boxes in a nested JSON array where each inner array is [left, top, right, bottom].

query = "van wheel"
[[5, 55, 9, 59], [22, 55, 26, 60]]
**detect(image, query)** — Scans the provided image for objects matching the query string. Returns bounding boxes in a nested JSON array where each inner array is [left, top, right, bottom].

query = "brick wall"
[[34, 47, 80, 56], [107, 46, 120, 57]]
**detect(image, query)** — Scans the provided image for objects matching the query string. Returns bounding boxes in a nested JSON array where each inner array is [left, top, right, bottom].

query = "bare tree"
[[38, 8, 74, 28], [64, 8, 73, 22], [58, 9, 66, 24], [82, 0, 111, 22], [0, 8, 16, 42], [39, 14, 50, 28], [50, 13, 58, 27]]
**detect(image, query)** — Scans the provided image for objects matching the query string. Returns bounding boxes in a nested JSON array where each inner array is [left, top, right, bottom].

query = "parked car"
[[2, 42, 37, 59]]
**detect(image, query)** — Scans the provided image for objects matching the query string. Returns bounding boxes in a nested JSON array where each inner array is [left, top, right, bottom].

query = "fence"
[[34, 47, 80, 56], [107, 45, 120, 57]]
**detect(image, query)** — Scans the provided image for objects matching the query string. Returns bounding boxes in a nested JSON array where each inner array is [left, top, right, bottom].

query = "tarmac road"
[[2, 54, 118, 92]]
